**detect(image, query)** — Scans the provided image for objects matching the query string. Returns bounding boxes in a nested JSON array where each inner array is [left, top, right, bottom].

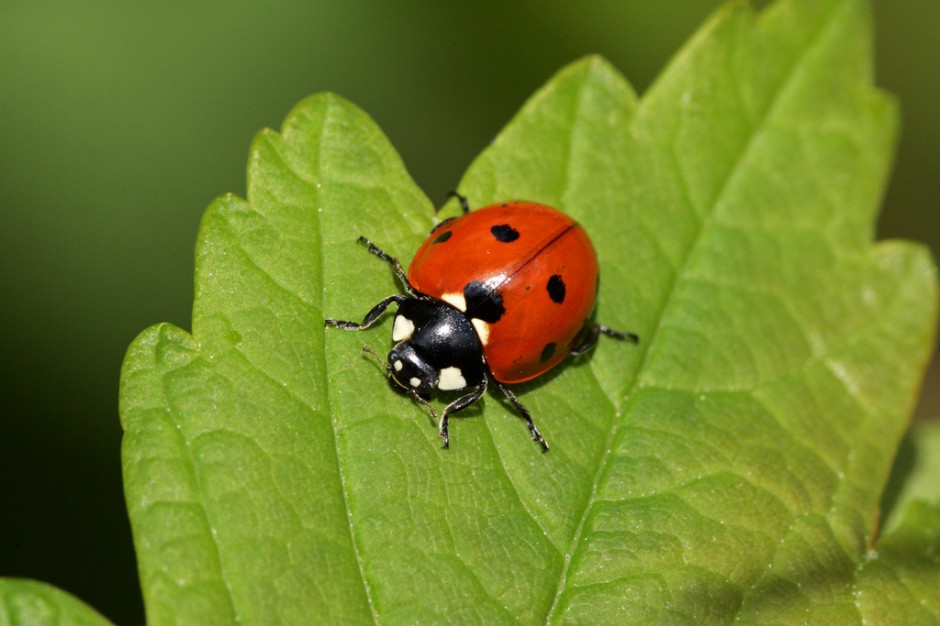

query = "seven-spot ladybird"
[[325, 193, 638, 451]]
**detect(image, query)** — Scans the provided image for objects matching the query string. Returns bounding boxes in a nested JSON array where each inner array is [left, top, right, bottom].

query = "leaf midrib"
[[545, 2, 849, 622], [307, 99, 381, 625]]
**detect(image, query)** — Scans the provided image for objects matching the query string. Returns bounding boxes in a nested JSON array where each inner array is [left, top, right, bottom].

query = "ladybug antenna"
[[361, 345, 391, 374], [445, 190, 470, 215]]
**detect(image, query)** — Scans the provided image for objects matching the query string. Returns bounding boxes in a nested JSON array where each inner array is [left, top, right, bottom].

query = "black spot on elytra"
[[547, 274, 566, 304], [432, 230, 452, 244], [540, 342, 556, 363], [463, 280, 505, 323], [490, 224, 519, 243]]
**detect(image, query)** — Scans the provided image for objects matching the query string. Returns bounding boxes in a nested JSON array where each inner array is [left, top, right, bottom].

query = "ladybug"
[[325, 193, 637, 451]]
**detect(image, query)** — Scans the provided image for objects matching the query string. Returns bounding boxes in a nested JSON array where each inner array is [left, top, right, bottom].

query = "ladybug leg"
[[438, 378, 488, 448], [324, 294, 409, 330], [569, 323, 639, 357], [356, 236, 418, 296], [446, 191, 471, 214], [597, 324, 640, 343], [496, 382, 549, 452]]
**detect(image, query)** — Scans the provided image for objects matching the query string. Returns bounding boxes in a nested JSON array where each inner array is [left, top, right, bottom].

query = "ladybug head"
[[380, 299, 485, 403], [388, 343, 437, 399]]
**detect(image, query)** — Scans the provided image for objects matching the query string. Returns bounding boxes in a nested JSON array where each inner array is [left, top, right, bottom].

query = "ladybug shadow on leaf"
[[336, 298, 634, 453], [489, 345, 604, 403], [354, 338, 561, 449]]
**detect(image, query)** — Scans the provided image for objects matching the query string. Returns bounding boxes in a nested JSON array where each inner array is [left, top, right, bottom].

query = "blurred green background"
[[1, 2, 936, 623]]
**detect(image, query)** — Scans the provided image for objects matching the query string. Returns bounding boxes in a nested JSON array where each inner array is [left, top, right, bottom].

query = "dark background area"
[[1, 2, 936, 623]]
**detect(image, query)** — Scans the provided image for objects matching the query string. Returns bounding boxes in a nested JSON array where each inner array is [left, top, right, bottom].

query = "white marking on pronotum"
[[393, 359, 403, 371], [409, 377, 422, 388], [438, 366, 467, 391], [471, 318, 490, 345], [392, 315, 415, 341], [441, 292, 467, 312]]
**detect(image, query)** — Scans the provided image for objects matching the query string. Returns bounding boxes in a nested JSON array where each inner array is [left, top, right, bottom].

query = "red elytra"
[[407, 201, 599, 384]]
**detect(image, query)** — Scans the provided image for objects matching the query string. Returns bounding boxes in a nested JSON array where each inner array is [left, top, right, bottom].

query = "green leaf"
[[881, 423, 940, 534], [0, 579, 114, 626], [857, 499, 940, 623], [119, 0, 938, 624]]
